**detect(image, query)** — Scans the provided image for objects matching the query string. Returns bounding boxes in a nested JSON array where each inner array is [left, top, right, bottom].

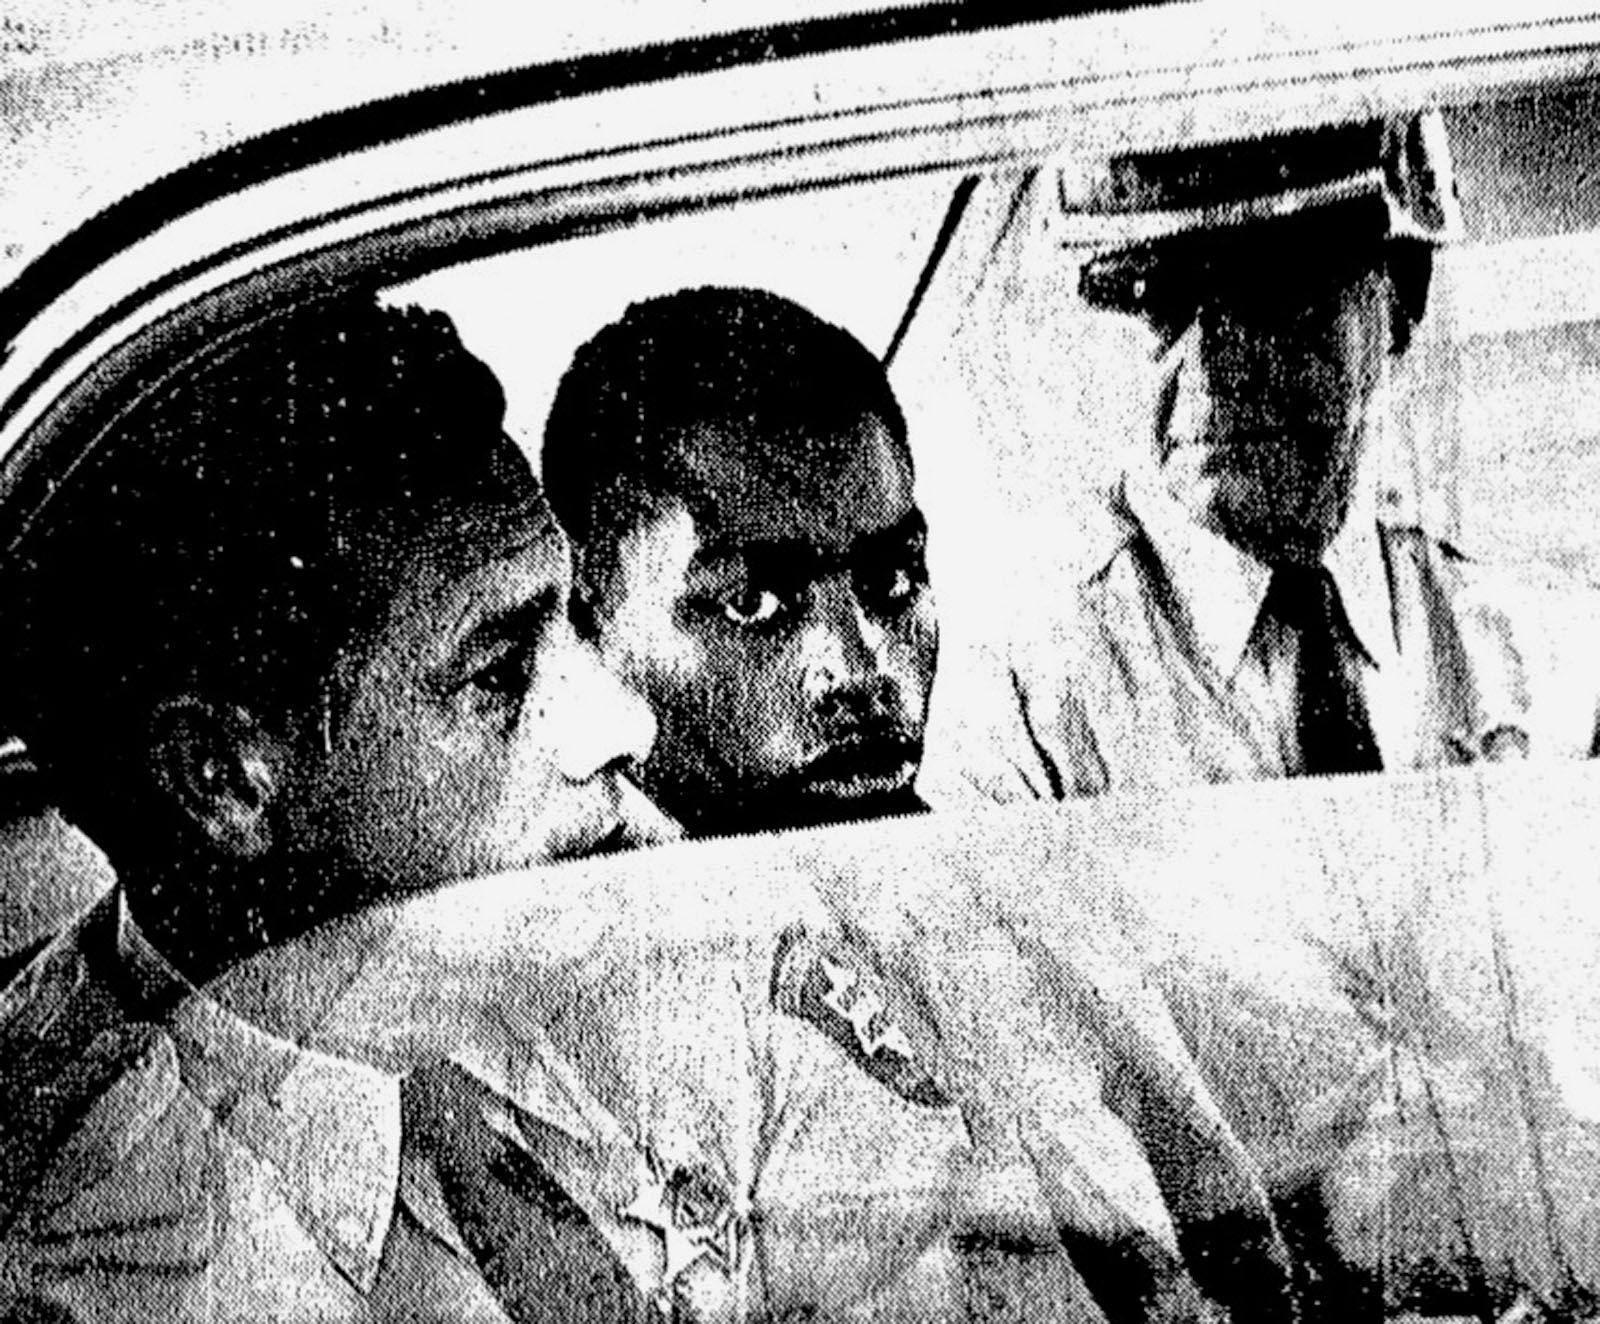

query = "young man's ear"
[[148, 698, 288, 859]]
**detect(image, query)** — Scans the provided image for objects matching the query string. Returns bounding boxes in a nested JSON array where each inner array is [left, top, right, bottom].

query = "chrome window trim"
[[1, 5, 1597, 556]]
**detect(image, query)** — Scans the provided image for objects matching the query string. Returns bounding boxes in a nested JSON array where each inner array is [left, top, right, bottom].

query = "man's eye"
[[466, 647, 532, 702], [721, 586, 787, 627]]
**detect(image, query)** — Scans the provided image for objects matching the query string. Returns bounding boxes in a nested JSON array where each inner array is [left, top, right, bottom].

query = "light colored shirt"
[[0, 890, 505, 1322], [117, 897, 404, 1287], [204, 848, 1297, 1321], [1123, 468, 1397, 776], [205, 872, 1070, 1320], [922, 469, 1600, 805]]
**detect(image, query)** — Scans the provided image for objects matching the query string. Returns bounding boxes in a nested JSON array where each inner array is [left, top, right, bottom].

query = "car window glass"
[[383, 86, 1600, 675], [385, 176, 951, 449]]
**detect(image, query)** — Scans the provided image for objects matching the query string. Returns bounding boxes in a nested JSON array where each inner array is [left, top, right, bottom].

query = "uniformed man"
[[541, 286, 938, 839], [0, 296, 1295, 1323], [960, 112, 1600, 798], [0, 298, 675, 1321]]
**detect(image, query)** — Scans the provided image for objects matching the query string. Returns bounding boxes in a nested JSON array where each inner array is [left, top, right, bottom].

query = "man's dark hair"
[[541, 285, 907, 583], [4, 296, 522, 860]]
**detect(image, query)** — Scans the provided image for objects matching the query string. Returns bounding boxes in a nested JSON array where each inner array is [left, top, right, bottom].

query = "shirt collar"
[[1121, 467, 1270, 680], [114, 892, 404, 1293], [1321, 496, 1396, 671], [1122, 467, 1395, 680]]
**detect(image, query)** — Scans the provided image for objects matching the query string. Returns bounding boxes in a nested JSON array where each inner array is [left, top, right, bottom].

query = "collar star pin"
[[619, 1150, 742, 1293], [820, 953, 915, 1061]]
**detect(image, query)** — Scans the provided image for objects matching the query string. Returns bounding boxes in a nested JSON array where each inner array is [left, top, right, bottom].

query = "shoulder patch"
[[768, 924, 950, 1109]]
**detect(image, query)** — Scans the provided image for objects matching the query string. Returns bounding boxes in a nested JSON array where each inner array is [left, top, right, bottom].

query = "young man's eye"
[[883, 567, 915, 601], [721, 586, 787, 627], [858, 557, 926, 615]]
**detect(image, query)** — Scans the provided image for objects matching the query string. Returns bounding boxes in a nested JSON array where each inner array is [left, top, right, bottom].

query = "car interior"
[[5, 42, 1600, 955], [4, 8, 1600, 1315]]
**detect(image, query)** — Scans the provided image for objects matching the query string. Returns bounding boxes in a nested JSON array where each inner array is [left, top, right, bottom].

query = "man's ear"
[[147, 698, 287, 859]]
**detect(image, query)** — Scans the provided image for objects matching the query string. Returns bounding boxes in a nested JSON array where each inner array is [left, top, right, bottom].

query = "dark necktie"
[[1262, 563, 1382, 776]]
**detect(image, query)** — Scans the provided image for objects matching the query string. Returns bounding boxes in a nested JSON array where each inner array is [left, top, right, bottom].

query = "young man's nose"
[[800, 577, 892, 712], [538, 628, 657, 783]]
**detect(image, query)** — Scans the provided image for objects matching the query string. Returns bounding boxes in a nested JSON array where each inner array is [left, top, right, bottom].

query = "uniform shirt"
[[0, 891, 509, 1322], [203, 848, 1294, 1322], [924, 469, 1600, 804], [1110, 469, 1407, 778], [0, 861, 1276, 1323]]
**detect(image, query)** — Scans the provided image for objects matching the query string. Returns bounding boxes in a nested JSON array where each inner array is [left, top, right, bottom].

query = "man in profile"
[[541, 285, 937, 838], [962, 111, 1600, 797], [0, 295, 1295, 1324], [0, 297, 672, 1319]]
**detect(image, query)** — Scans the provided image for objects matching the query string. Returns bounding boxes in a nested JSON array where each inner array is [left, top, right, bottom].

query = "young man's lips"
[[797, 739, 920, 800], [546, 823, 615, 863], [585, 821, 632, 856], [803, 767, 915, 801]]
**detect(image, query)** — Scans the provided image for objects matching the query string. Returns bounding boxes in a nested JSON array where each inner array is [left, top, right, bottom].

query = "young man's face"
[[587, 415, 937, 839], [293, 488, 671, 894]]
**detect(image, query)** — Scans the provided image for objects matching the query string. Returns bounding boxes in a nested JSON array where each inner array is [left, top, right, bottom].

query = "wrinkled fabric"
[[924, 497, 1600, 806], [12, 768, 1592, 1321], [0, 893, 512, 1322], [977, 763, 1600, 1321], [205, 830, 1292, 1322]]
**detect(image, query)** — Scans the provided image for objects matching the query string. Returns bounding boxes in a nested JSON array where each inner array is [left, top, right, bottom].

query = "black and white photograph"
[[2, 3, 1600, 1320]]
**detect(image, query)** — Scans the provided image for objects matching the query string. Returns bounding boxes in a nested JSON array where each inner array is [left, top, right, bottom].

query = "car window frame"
[[3, 5, 1600, 561]]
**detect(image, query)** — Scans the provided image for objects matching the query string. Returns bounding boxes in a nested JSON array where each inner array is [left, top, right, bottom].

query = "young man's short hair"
[[542, 285, 908, 590]]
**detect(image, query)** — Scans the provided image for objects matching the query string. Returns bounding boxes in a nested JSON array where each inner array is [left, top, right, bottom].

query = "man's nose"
[[1197, 300, 1283, 394], [800, 578, 895, 717], [1199, 298, 1251, 361], [539, 629, 657, 783]]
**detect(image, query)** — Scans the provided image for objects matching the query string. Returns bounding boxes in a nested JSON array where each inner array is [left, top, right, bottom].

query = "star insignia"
[[618, 1151, 741, 1291], [819, 953, 914, 1062]]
